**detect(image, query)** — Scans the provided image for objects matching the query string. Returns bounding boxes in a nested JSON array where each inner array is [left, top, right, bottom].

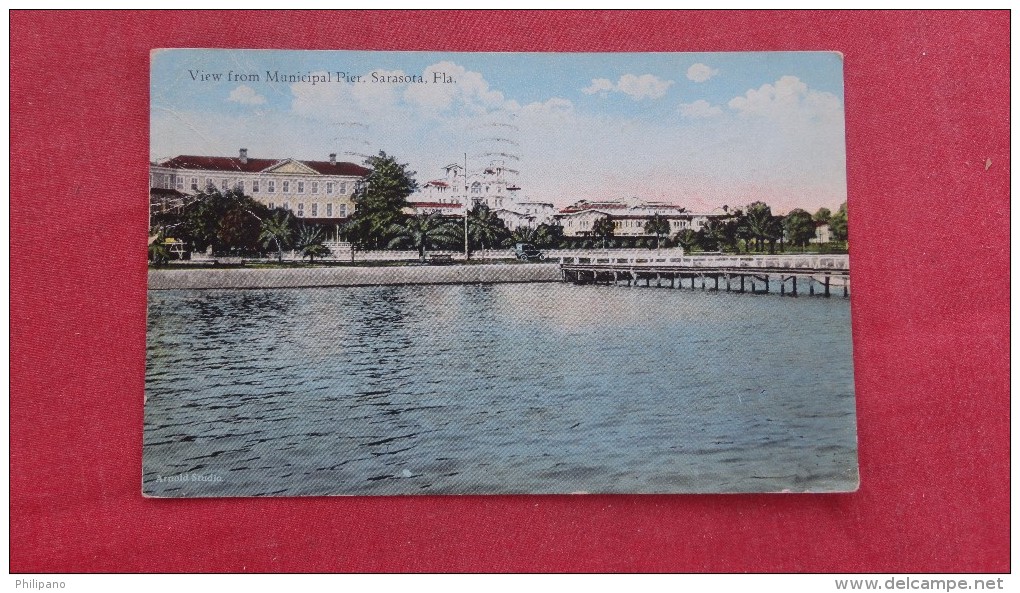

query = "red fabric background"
[[10, 11, 1010, 573]]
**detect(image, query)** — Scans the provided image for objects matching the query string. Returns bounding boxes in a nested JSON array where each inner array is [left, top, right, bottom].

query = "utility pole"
[[463, 152, 469, 261]]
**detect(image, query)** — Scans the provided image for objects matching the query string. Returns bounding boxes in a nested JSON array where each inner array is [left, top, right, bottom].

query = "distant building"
[[149, 148, 370, 230], [492, 208, 535, 231], [810, 222, 832, 244], [409, 161, 555, 228], [555, 198, 726, 238], [402, 200, 464, 217]]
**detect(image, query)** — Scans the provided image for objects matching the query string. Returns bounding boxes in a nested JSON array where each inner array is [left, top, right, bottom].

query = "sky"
[[151, 50, 847, 213]]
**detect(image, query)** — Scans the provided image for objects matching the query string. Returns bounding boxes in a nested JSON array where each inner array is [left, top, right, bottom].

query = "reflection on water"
[[144, 283, 858, 496]]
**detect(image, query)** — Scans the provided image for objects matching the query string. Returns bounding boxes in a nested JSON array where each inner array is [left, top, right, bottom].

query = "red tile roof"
[[612, 214, 694, 220], [559, 202, 631, 213], [293, 217, 351, 224], [410, 202, 462, 209], [159, 155, 370, 177], [149, 187, 187, 198]]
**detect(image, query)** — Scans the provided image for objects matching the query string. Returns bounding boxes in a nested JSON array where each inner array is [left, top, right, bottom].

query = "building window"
[[191, 177, 199, 191], [311, 181, 318, 194], [297, 203, 304, 216], [282, 181, 290, 193], [311, 203, 318, 216], [252, 180, 260, 193], [283, 202, 290, 211], [221, 179, 228, 190], [268, 202, 275, 210], [339, 182, 347, 194], [326, 182, 334, 194], [339, 204, 347, 217], [235, 180, 244, 191], [298, 181, 305, 194], [268, 180, 275, 193], [176, 176, 184, 190], [205, 178, 213, 189], [471, 182, 481, 194], [326, 203, 332, 217]]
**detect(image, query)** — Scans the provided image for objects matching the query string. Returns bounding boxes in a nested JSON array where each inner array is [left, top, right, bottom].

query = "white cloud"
[[678, 99, 723, 118], [686, 63, 719, 83], [581, 74, 674, 100], [727, 75, 841, 121], [351, 69, 406, 107], [582, 78, 615, 96], [227, 85, 266, 105], [518, 97, 574, 117], [617, 74, 674, 100], [404, 61, 507, 114]]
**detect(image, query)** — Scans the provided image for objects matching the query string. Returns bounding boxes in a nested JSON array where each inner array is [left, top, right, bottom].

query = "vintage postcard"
[[145, 49, 856, 496]]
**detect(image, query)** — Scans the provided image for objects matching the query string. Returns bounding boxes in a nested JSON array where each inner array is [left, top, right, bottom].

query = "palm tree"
[[467, 204, 510, 257], [829, 202, 849, 243], [387, 211, 461, 261], [644, 214, 671, 251], [783, 208, 815, 248], [766, 214, 785, 253], [591, 216, 615, 249], [510, 226, 538, 245], [294, 224, 331, 264], [148, 229, 170, 266], [674, 228, 698, 253], [744, 201, 773, 252], [260, 210, 295, 262]]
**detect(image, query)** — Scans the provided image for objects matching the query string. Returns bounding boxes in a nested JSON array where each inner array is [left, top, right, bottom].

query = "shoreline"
[[148, 262, 561, 290]]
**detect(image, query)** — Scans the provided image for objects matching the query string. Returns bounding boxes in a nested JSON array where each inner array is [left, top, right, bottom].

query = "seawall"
[[148, 263, 561, 290]]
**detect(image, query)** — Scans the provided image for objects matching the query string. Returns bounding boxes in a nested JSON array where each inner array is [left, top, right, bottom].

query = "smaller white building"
[[810, 222, 832, 244], [555, 198, 724, 237], [492, 209, 535, 231]]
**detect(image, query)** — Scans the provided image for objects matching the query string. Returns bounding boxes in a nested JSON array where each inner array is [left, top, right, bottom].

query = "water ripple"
[[144, 283, 857, 496]]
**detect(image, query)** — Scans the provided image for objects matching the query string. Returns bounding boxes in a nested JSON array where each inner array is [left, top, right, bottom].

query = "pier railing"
[[558, 252, 850, 296], [558, 253, 849, 271]]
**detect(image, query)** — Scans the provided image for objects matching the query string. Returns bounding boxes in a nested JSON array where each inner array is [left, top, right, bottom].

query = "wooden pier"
[[558, 252, 850, 297]]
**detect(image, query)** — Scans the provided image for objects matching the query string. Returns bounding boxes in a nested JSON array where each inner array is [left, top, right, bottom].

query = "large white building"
[[408, 162, 556, 230], [149, 148, 370, 228], [555, 198, 727, 238]]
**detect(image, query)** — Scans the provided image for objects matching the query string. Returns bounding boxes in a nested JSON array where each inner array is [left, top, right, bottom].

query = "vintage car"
[[513, 243, 546, 261]]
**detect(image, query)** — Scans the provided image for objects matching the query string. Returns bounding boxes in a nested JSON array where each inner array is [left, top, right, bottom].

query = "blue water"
[[143, 282, 858, 496]]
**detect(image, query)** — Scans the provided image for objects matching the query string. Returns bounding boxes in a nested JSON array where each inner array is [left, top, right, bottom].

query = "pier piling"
[[558, 254, 848, 300]]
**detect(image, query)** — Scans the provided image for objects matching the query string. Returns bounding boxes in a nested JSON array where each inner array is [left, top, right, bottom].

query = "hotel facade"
[[149, 149, 370, 231], [409, 162, 556, 230]]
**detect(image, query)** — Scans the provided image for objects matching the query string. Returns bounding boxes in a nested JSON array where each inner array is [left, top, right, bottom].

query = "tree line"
[[148, 188, 332, 265], [541, 201, 847, 253], [632, 201, 849, 254], [149, 150, 849, 264]]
